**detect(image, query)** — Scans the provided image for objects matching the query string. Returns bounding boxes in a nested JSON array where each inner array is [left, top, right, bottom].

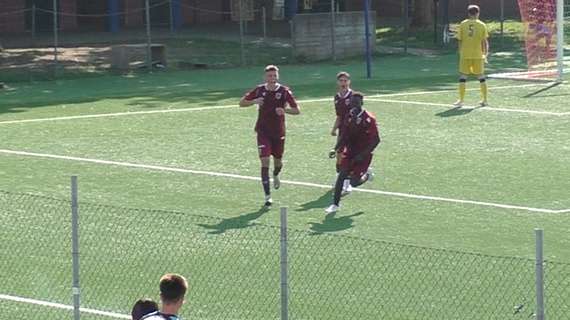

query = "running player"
[[239, 65, 300, 207], [325, 93, 380, 214], [331, 71, 354, 195]]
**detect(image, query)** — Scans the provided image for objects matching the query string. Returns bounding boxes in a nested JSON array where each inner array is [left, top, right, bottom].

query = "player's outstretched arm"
[[239, 96, 263, 107], [285, 105, 300, 115], [284, 91, 300, 115]]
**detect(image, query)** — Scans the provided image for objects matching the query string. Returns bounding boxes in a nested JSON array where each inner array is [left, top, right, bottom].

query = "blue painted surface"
[[285, 0, 298, 19], [108, 0, 120, 32], [172, 0, 183, 30]]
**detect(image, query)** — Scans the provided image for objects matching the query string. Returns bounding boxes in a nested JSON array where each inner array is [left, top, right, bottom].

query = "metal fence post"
[[403, 0, 409, 53], [52, 0, 58, 67], [556, 0, 564, 81], [169, 0, 175, 33], [330, 0, 336, 61], [239, 0, 246, 66], [535, 229, 545, 320], [71, 176, 81, 320], [500, 0, 504, 48], [290, 19, 295, 61], [363, 0, 372, 78], [145, 0, 152, 70], [32, 4, 36, 42], [280, 207, 289, 320], [262, 6, 267, 42]]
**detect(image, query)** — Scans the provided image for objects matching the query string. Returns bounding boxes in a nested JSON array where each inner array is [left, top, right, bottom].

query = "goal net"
[[489, 0, 568, 82]]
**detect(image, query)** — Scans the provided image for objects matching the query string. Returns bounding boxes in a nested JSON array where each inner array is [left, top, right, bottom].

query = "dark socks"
[[351, 174, 368, 188], [273, 165, 282, 177], [333, 172, 348, 206], [261, 167, 270, 196]]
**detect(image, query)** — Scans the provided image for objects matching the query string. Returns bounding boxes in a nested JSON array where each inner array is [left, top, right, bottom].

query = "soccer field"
[[1, 54, 569, 319]]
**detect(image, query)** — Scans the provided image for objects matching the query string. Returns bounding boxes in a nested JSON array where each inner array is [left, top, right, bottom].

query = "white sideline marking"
[[369, 82, 548, 98], [0, 104, 238, 125], [0, 98, 329, 125], [0, 294, 129, 319], [0, 149, 566, 214], [367, 98, 569, 116], [0, 83, 552, 125]]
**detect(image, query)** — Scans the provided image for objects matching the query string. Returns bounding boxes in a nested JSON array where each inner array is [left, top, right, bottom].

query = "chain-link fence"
[[0, 191, 73, 318], [0, 0, 293, 83], [2, 0, 566, 84], [1, 188, 569, 319]]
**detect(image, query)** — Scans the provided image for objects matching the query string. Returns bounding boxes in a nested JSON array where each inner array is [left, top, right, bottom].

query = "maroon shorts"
[[340, 152, 373, 178], [257, 134, 285, 158]]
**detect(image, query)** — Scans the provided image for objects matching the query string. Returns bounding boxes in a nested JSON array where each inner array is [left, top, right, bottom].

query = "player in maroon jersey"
[[326, 93, 380, 214], [239, 65, 300, 207], [331, 71, 354, 195]]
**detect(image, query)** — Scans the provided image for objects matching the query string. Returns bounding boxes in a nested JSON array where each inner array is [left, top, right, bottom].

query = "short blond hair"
[[264, 65, 279, 72], [336, 71, 351, 80], [468, 5, 480, 16]]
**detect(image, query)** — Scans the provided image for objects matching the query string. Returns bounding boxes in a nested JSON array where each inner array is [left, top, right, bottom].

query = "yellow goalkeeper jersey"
[[457, 18, 489, 59]]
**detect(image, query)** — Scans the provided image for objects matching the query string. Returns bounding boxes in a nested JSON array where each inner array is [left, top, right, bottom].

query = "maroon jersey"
[[244, 83, 298, 138], [339, 110, 379, 156], [334, 89, 353, 121]]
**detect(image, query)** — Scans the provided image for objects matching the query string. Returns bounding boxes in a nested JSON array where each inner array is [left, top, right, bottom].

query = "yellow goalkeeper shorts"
[[459, 58, 485, 75]]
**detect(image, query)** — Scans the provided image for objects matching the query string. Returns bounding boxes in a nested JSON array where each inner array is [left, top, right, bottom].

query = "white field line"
[[0, 98, 330, 126], [368, 82, 549, 98], [0, 83, 553, 125], [0, 104, 238, 125], [0, 149, 566, 214], [367, 98, 569, 116], [0, 294, 129, 319]]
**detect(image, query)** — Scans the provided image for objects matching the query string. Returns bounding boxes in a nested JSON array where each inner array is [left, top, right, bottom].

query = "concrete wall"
[[293, 11, 376, 60], [292, 11, 376, 60]]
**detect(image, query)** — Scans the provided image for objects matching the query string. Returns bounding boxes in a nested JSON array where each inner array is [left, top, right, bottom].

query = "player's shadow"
[[296, 190, 333, 212], [435, 106, 475, 118], [308, 211, 364, 235], [197, 207, 270, 235]]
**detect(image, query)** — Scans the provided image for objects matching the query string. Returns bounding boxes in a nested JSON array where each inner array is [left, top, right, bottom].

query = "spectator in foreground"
[[131, 298, 158, 320], [141, 273, 188, 320]]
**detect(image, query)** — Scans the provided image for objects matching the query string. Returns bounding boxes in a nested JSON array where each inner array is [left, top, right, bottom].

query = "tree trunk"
[[412, 0, 434, 27]]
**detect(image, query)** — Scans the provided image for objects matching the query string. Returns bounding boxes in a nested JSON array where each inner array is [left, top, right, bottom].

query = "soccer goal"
[[489, 0, 568, 82]]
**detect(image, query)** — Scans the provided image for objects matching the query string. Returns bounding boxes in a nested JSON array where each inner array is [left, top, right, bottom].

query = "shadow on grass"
[[197, 207, 270, 235], [309, 211, 364, 235], [435, 106, 475, 117], [296, 190, 332, 212], [1, 51, 530, 117]]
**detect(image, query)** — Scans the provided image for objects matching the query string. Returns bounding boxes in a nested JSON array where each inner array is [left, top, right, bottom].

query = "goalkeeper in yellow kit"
[[455, 5, 489, 107]]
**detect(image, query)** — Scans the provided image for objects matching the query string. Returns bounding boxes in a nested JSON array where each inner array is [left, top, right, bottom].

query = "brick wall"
[[345, 0, 520, 20], [193, 0, 224, 23], [124, 0, 143, 27], [0, 0, 26, 34], [59, 0, 78, 30]]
